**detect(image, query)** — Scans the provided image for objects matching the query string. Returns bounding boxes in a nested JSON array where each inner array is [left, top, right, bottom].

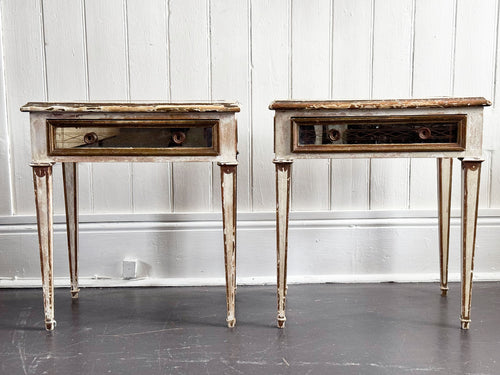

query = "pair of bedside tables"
[[21, 97, 489, 331]]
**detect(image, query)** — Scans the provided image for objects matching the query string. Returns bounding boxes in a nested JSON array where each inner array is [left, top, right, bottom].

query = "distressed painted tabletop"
[[20, 101, 240, 113], [269, 97, 490, 110]]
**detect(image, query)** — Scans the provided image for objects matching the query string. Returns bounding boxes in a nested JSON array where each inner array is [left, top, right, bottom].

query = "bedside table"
[[21, 102, 239, 330], [270, 97, 490, 329]]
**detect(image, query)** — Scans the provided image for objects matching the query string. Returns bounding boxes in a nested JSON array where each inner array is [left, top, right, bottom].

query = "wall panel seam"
[[39, 0, 49, 101], [409, 0, 416, 98], [123, 0, 135, 213], [328, 0, 334, 210], [248, 0, 254, 211], [450, 0, 458, 95], [408, 0, 417, 210], [0, 2, 14, 215], [207, 0, 213, 211], [490, 0, 500, 105], [368, 0, 376, 210], [81, 0, 94, 213], [369, 0, 375, 100], [487, 0, 499, 208], [207, 0, 213, 101], [81, 0, 90, 101], [493, 0, 500, 107], [165, 0, 174, 212]]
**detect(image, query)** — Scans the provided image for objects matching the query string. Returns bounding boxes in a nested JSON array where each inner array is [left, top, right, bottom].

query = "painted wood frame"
[[22, 101, 239, 331], [271, 97, 489, 330]]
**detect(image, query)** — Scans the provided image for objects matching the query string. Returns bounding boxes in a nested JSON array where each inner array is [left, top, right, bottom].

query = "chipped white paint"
[[25, 103, 239, 330], [272, 99, 487, 329], [219, 162, 237, 327], [437, 158, 453, 295], [273, 106, 486, 160], [62, 162, 79, 298], [460, 158, 483, 329], [274, 160, 292, 328], [31, 164, 56, 330], [21, 102, 240, 113]]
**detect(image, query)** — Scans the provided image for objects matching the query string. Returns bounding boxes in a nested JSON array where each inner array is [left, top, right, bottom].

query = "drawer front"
[[47, 119, 219, 156], [291, 115, 466, 153]]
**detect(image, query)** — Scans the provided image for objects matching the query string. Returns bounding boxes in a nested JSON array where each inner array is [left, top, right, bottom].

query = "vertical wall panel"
[[86, 0, 129, 100], [331, 0, 372, 100], [454, 0, 497, 100], [251, 0, 289, 211], [330, 0, 372, 210], [490, 3, 500, 208], [454, 0, 497, 209], [127, 0, 169, 101], [409, 0, 455, 209], [43, 0, 87, 100], [370, 0, 413, 210], [412, 0, 455, 97], [127, 0, 172, 213], [210, 0, 251, 211], [290, 0, 330, 211], [42, 0, 93, 215], [0, 3, 12, 215], [85, 0, 132, 213], [169, 0, 212, 212], [1, 0, 46, 215]]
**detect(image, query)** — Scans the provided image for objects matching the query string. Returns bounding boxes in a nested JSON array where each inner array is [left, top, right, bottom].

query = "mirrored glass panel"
[[48, 119, 219, 156]]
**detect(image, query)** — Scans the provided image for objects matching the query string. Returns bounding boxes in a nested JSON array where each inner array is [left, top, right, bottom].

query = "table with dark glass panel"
[[270, 97, 489, 329]]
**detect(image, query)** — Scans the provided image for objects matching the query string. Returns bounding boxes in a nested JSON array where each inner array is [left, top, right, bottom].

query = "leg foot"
[[45, 320, 56, 331], [219, 162, 237, 328], [63, 162, 79, 300], [274, 160, 292, 329], [32, 163, 55, 331], [461, 319, 471, 330], [460, 158, 482, 330], [437, 158, 452, 296]]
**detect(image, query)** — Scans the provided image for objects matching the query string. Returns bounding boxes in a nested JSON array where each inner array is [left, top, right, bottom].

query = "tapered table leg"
[[31, 163, 56, 331], [437, 158, 452, 296], [63, 162, 79, 299], [460, 158, 483, 329], [274, 159, 292, 328], [218, 162, 237, 328]]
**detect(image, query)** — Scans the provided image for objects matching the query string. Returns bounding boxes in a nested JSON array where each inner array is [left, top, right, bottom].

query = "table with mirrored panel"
[[21, 102, 239, 330]]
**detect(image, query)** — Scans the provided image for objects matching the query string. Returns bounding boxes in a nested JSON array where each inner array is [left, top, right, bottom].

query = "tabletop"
[[21, 101, 240, 113], [269, 97, 490, 110]]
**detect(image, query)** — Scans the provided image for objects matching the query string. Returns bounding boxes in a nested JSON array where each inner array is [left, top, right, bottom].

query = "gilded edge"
[[21, 102, 240, 113], [269, 97, 491, 110]]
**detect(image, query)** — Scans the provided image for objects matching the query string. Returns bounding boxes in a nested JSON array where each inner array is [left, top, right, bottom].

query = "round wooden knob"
[[172, 131, 186, 145], [417, 127, 432, 140], [327, 128, 341, 142], [83, 132, 98, 144]]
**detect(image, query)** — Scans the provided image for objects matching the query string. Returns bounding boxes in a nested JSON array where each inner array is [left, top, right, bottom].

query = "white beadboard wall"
[[1, 0, 500, 287]]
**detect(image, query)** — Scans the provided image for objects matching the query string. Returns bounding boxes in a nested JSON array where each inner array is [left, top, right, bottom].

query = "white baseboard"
[[1, 272, 500, 289], [1, 209, 500, 287]]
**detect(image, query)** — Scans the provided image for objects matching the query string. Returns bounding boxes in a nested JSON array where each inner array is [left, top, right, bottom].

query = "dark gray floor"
[[1, 282, 500, 374]]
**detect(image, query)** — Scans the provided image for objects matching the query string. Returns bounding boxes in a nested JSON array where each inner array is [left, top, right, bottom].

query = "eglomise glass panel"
[[292, 115, 466, 153], [48, 119, 219, 156]]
